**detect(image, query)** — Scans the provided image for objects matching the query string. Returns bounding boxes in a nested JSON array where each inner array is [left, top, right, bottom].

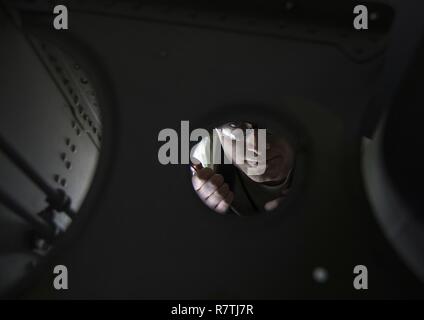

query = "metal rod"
[[0, 134, 75, 218], [0, 188, 54, 240], [0, 134, 56, 199]]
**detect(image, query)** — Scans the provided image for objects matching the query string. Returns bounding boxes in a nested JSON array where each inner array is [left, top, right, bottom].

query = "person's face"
[[217, 122, 294, 184]]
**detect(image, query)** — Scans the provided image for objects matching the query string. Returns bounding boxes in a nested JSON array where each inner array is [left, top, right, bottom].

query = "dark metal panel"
[[22, 12, 421, 298], [0, 12, 100, 294]]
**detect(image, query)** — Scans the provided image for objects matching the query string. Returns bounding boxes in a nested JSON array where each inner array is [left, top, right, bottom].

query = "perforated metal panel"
[[0, 14, 101, 295]]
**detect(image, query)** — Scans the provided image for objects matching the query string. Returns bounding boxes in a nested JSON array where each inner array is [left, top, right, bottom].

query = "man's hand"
[[191, 165, 234, 214]]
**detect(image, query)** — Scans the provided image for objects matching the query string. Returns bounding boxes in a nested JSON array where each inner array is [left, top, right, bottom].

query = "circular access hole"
[[190, 120, 298, 216]]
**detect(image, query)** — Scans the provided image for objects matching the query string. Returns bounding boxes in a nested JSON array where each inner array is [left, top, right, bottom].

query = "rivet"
[[65, 161, 72, 170], [60, 178, 67, 187], [70, 145, 77, 153]]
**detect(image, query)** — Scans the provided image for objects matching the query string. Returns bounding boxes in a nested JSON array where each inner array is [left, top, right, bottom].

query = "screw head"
[[60, 178, 67, 187]]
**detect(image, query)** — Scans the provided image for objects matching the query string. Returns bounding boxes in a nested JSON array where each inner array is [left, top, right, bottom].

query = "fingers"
[[205, 183, 230, 208], [191, 167, 214, 190], [198, 174, 225, 199], [215, 191, 234, 214], [193, 170, 224, 199], [192, 169, 234, 214]]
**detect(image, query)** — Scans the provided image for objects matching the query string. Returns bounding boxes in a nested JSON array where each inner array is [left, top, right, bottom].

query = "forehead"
[[219, 121, 257, 130]]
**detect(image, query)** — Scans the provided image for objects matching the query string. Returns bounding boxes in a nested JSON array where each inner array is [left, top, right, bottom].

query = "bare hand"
[[191, 165, 234, 214]]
